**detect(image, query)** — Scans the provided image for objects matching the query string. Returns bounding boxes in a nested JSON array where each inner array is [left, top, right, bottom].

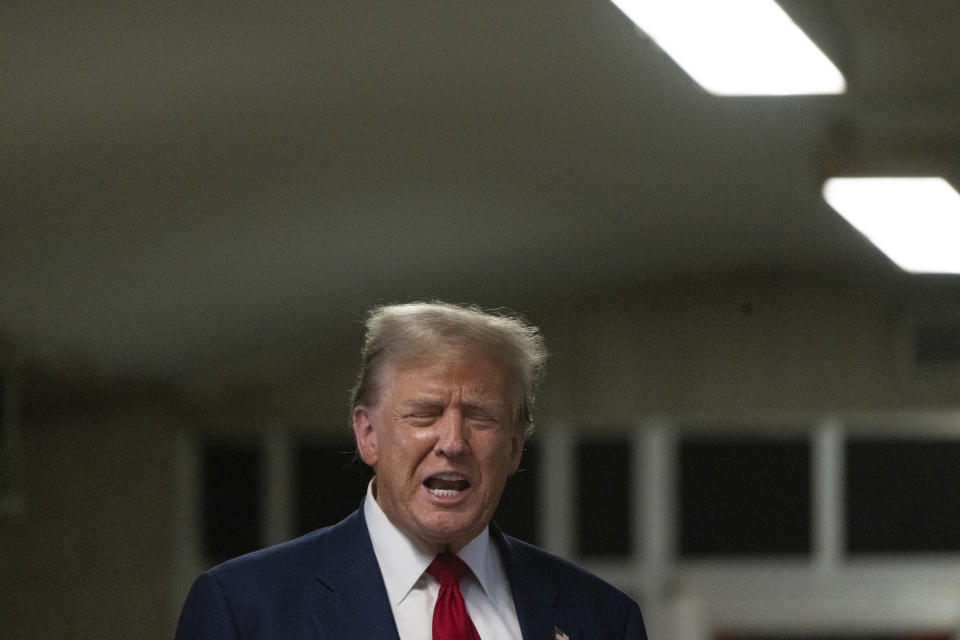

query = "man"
[[175, 301, 647, 639]]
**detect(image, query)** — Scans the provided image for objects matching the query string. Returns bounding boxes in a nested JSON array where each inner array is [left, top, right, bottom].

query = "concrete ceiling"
[[3, 0, 960, 380]]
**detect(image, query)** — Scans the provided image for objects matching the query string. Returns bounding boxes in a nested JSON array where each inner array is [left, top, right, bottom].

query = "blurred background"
[[3, 1, 960, 638]]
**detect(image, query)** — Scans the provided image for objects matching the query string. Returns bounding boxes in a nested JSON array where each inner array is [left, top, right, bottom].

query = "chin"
[[420, 517, 477, 546]]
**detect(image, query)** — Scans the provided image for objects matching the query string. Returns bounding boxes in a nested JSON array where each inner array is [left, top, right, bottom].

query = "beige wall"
[[1, 410, 182, 640], [540, 279, 903, 421], [185, 277, 960, 432]]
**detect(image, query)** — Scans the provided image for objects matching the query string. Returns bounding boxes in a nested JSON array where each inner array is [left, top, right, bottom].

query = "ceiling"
[[3, 0, 960, 381]]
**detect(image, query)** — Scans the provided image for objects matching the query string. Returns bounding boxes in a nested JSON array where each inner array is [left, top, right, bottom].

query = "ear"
[[352, 405, 379, 467], [507, 425, 526, 475]]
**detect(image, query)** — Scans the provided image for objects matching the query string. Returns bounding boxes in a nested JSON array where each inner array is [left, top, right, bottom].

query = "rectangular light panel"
[[822, 177, 960, 274], [610, 0, 846, 96]]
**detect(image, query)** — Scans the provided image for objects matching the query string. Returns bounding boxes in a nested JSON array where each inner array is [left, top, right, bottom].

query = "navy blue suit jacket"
[[175, 503, 647, 639]]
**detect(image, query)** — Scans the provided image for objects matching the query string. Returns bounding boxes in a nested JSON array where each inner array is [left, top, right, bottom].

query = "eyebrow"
[[400, 398, 506, 413], [401, 399, 443, 411], [461, 400, 507, 416]]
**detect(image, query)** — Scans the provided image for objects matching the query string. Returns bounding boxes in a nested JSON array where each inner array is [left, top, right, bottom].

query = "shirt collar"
[[363, 480, 497, 607]]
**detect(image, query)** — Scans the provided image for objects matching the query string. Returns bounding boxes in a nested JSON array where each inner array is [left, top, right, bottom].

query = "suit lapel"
[[303, 507, 401, 640], [493, 525, 584, 640]]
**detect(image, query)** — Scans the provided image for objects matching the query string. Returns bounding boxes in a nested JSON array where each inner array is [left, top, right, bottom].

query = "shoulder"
[[495, 530, 646, 638], [203, 512, 366, 597], [175, 511, 370, 639], [207, 510, 364, 587], [497, 531, 637, 607], [504, 535, 622, 585]]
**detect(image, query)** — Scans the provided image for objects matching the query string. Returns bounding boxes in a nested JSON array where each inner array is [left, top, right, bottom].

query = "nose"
[[435, 410, 469, 457]]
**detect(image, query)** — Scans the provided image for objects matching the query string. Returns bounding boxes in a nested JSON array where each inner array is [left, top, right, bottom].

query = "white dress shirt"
[[363, 482, 523, 640]]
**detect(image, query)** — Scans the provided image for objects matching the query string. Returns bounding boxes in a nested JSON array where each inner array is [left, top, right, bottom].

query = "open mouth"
[[423, 472, 470, 497]]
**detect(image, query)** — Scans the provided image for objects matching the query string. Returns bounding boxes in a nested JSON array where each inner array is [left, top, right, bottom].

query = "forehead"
[[382, 348, 517, 400]]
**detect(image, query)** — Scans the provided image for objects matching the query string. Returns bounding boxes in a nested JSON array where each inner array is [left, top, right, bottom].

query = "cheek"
[[481, 433, 524, 479], [387, 429, 435, 472]]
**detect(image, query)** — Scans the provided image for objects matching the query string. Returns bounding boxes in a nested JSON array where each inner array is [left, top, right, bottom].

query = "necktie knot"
[[427, 553, 480, 639], [427, 553, 469, 586]]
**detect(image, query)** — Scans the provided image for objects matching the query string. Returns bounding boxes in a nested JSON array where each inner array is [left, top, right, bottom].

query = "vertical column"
[[637, 420, 677, 640], [539, 425, 575, 558], [638, 420, 676, 582], [813, 418, 844, 572], [170, 429, 201, 627], [263, 430, 294, 546]]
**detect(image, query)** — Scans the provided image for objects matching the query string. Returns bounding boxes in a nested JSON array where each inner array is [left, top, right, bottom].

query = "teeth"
[[424, 472, 469, 497]]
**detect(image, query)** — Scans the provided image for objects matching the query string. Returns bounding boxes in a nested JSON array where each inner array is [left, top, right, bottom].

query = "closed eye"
[[404, 403, 443, 424], [408, 410, 440, 418], [465, 412, 500, 428]]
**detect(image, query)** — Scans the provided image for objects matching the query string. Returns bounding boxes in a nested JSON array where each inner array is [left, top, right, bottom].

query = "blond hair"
[[349, 301, 547, 434]]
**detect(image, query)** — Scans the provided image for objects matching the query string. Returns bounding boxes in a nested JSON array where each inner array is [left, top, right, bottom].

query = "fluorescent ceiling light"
[[822, 177, 960, 274], [610, 0, 846, 96]]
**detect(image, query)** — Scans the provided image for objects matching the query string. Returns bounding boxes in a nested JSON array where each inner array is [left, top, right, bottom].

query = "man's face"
[[352, 350, 525, 553]]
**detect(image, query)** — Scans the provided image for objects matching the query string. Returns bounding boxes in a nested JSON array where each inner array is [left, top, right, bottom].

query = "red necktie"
[[426, 553, 481, 640]]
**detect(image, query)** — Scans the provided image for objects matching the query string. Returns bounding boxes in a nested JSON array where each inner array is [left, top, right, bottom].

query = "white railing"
[[536, 415, 960, 640]]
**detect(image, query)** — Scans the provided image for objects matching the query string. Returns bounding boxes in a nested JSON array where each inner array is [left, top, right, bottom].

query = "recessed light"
[[611, 0, 846, 96], [823, 177, 960, 274]]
